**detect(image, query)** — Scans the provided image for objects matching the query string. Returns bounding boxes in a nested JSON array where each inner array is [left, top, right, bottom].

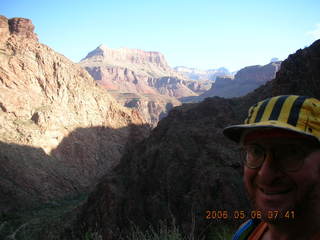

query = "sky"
[[1, 0, 320, 72]]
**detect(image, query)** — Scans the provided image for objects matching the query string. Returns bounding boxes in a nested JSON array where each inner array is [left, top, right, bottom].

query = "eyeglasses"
[[241, 143, 319, 172]]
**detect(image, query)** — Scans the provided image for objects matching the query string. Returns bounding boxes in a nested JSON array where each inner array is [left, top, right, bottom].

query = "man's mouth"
[[259, 187, 292, 195]]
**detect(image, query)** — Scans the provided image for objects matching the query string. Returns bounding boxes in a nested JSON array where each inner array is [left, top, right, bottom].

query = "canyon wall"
[[0, 16, 148, 212]]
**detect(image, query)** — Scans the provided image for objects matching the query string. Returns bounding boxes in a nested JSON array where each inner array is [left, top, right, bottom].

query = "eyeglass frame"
[[239, 141, 320, 172]]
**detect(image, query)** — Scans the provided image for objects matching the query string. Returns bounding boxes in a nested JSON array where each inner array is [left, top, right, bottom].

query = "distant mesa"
[[81, 44, 171, 72]]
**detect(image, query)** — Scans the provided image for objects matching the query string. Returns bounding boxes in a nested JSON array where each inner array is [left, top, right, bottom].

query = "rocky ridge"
[[181, 61, 281, 102], [203, 61, 281, 98], [0, 16, 148, 212], [73, 40, 320, 239]]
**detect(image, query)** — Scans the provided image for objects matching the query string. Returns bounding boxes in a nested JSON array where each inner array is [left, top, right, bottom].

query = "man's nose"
[[257, 151, 283, 184]]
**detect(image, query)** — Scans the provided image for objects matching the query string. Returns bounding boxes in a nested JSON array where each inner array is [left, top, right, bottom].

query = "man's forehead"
[[244, 137, 309, 146], [242, 128, 316, 145]]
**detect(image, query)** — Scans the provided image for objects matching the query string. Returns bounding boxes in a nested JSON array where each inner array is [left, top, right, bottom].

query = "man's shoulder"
[[232, 219, 261, 240]]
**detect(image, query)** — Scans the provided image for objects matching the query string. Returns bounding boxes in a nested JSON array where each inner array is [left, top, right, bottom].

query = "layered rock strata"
[[80, 45, 200, 126]]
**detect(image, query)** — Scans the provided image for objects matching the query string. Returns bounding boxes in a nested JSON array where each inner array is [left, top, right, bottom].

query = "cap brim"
[[223, 121, 316, 143]]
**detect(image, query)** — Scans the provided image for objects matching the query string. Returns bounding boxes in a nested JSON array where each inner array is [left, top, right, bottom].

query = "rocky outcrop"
[[72, 40, 320, 239], [0, 16, 38, 41], [0, 16, 148, 213], [8, 17, 38, 40]]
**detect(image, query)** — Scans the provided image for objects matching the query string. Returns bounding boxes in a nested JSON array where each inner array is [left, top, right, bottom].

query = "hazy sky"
[[2, 0, 320, 71]]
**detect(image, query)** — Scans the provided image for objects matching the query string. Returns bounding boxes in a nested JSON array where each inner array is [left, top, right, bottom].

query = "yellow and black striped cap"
[[223, 95, 320, 143]]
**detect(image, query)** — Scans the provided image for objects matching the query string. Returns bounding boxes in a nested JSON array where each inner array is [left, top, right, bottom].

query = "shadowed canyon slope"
[[0, 16, 149, 212], [73, 39, 320, 239]]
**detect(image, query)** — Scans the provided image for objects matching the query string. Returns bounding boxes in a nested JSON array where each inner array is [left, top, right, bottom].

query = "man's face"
[[243, 136, 320, 221]]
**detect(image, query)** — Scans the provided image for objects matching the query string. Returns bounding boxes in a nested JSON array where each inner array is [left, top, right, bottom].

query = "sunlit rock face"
[[80, 44, 195, 97], [80, 45, 202, 126], [0, 15, 149, 212]]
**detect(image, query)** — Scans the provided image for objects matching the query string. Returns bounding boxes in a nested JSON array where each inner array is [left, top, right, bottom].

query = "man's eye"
[[249, 146, 264, 157], [280, 145, 306, 157]]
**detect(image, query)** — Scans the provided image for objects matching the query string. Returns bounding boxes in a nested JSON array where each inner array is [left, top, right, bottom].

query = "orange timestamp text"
[[205, 210, 295, 220]]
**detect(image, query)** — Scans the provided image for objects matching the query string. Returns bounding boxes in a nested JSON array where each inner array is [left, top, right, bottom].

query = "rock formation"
[[181, 61, 281, 102], [0, 15, 148, 213], [81, 44, 183, 80], [0, 16, 38, 41], [72, 40, 320, 239], [203, 61, 281, 98], [80, 45, 201, 126]]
